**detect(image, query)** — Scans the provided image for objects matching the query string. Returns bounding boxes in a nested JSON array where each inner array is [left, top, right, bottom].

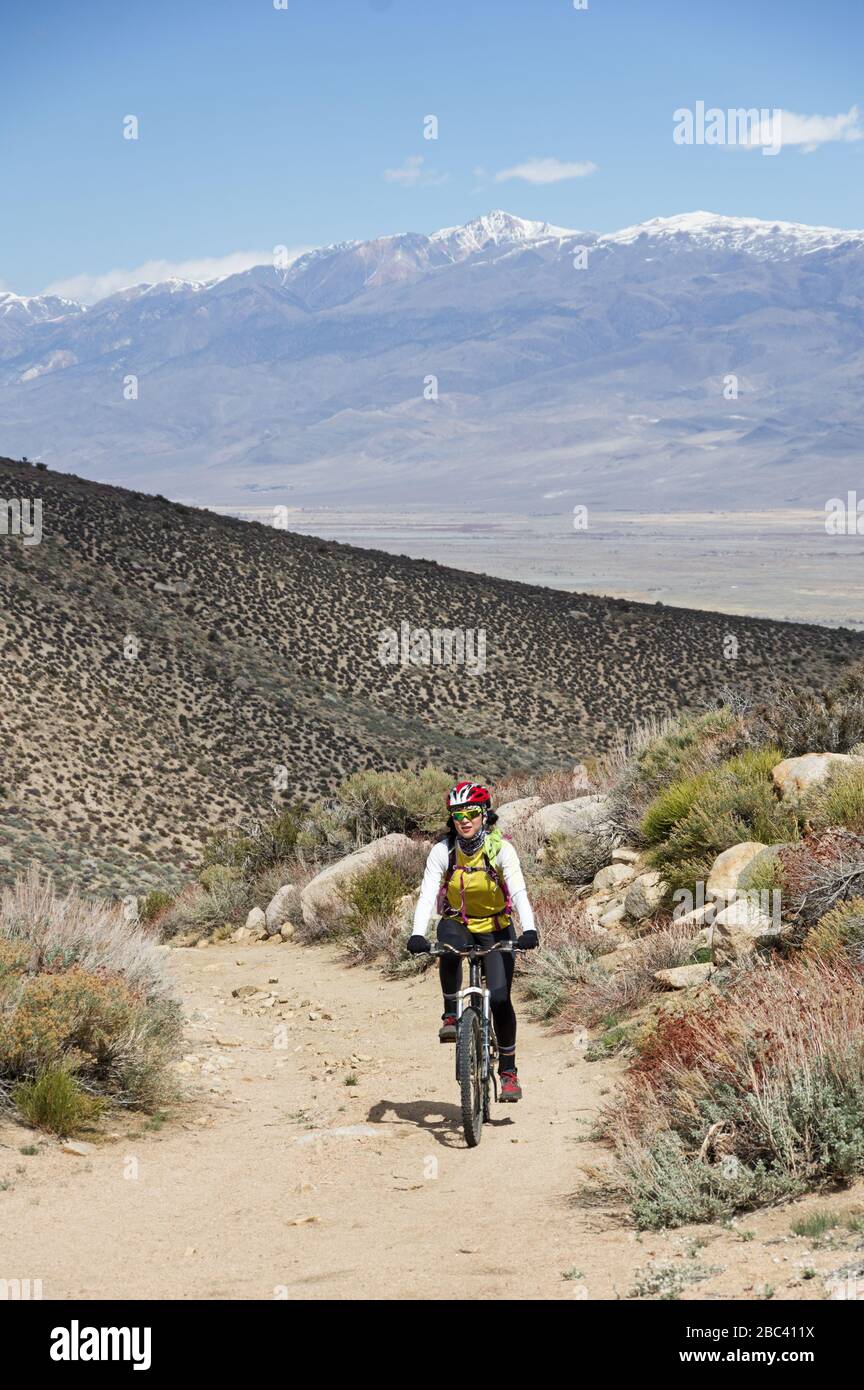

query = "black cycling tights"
[[436, 917, 517, 1064]]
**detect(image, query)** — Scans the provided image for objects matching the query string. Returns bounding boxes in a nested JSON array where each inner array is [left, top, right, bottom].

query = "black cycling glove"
[[407, 934, 431, 955]]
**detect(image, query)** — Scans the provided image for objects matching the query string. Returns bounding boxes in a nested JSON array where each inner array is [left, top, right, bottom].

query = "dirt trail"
[[1, 938, 861, 1300]]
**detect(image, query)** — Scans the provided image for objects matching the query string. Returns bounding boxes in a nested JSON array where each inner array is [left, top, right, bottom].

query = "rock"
[[300, 833, 415, 928], [624, 870, 667, 920], [246, 906, 267, 932], [611, 848, 642, 865], [61, 1141, 96, 1157], [706, 842, 786, 905], [231, 985, 260, 999], [670, 901, 715, 930], [279, 923, 295, 941], [772, 752, 864, 804], [231, 926, 252, 943], [525, 794, 614, 841], [264, 885, 302, 934], [592, 862, 636, 894], [713, 898, 779, 965], [495, 796, 542, 834], [593, 944, 643, 973], [121, 895, 139, 925], [195, 938, 209, 949], [653, 963, 715, 990], [598, 902, 627, 930]]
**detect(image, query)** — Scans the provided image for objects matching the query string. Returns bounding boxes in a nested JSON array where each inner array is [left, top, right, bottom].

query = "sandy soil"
[[2, 936, 863, 1301]]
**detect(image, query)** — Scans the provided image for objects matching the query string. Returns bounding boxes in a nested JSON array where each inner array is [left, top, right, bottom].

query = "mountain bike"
[[428, 940, 521, 1148]]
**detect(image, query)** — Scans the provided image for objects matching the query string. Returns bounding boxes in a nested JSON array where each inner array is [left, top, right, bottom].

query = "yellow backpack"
[[436, 827, 513, 929]]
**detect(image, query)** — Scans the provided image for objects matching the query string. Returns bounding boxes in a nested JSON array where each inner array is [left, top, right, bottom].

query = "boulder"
[[264, 885, 301, 934], [712, 897, 779, 965], [706, 842, 785, 905], [495, 796, 542, 834], [624, 871, 667, 920], [670, 901, 715, 930], [653, 963, 715, 990], [611, 848, 642, 865], [526, 794, 614, 841], [772, 752, 864, 804], [592, 862, 636, 895], [300, 833, 415, 929], [246, 906, 267, 933], [598, 901, 627, 931]]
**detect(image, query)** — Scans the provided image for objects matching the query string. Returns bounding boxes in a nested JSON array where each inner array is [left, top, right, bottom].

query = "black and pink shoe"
[[438, 1013, 457, 1043]]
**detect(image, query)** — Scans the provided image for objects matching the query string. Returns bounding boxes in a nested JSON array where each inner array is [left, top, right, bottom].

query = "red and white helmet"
[[447, 781, 492, 810]]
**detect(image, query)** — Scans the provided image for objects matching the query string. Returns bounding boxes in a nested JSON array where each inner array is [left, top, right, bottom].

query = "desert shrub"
[[780, 830, 864, 930], [604, 707, 752, 842], [642, 748, 796, 899], [605, 957, 864, 1227], [139, 890, 174, 925], [805, 896, 864, 966], [0, 940, 30, 983], [554, 922, 698, 1033], [805, 763, 864, 837], [512, 895, 619, 1020], [203, 804, 307, 878], [490, 767, 592, 807], [336, 766, 453, 839], [544, 829, 616, 887], [0, 865, 174, 1001], [13, 1068, 103, 1137], [751, 663, 864, 757], [157, 874, 249, 941], [338, 843, 428, 933]]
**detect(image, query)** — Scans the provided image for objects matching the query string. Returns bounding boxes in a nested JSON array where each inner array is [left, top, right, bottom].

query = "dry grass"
[[605, 957, 864, 1226]]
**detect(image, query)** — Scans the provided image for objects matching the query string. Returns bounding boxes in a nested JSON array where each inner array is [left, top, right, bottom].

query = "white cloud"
[[382, 155, 449, 187], [494, 157, 597, 185], [41, 247, 312, 305], [745, 104, 864, 153]]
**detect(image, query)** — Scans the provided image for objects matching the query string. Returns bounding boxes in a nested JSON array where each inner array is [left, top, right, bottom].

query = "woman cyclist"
[[406, 781, 539, 1102]]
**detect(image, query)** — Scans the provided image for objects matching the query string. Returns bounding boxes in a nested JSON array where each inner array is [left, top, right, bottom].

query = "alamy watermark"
[[673, 102, 782, 156], [378, 621, 486, 674], [0, 498, 42, 545]]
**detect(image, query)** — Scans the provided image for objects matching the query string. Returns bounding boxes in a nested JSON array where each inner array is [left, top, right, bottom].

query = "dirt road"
[[1, 937, 861, 1300]]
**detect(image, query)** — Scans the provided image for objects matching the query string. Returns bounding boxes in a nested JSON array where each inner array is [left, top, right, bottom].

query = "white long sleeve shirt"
[[412, 838, 536, 936]]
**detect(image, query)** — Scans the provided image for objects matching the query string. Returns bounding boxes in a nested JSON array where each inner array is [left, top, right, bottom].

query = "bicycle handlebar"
[[427, 940, 522, 957]]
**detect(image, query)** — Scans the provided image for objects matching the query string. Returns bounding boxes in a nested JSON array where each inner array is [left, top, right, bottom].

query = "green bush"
[[13, 1068, 104, 1137], [336, 766, 453, 839], [642, 747, 797, 899], [338, 849, 425, 933], [805, 763, 864, 837], [805, 896, 864, 964], [139, 891, 174, 925]]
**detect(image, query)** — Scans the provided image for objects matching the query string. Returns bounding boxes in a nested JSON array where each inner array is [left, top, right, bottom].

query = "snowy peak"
[[601, 210, 864, 259], [431, 209, 577, 257], [0, 290, 83, 322]]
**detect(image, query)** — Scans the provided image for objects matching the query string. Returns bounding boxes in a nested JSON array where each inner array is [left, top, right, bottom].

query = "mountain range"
[[1, 209, 863, 510]]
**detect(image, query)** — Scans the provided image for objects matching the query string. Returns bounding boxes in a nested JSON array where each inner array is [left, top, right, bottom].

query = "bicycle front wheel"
[[457, 1007, 483, 1148]]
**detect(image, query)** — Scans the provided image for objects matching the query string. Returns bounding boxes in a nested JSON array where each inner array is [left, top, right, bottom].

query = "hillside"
[[1, 210, 862, 510], [2, 454, 863, 897]]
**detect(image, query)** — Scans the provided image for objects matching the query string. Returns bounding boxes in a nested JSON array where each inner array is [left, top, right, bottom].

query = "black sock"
[[499, 1050, 517, 1073]]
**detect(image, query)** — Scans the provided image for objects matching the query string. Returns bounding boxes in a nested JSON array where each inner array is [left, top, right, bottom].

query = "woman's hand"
[[515, 929, 539, 950], [407, 934, 431, 954]]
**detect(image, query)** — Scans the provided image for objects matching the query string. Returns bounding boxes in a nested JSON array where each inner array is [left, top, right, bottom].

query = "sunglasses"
[[452, 809, 483, 823]]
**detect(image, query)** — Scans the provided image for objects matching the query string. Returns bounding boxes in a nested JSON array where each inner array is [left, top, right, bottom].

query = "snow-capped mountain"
[[2, 210, 862, 509]]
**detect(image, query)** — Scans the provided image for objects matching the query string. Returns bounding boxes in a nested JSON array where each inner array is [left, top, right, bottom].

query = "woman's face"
[[453, 809, 484, 839]]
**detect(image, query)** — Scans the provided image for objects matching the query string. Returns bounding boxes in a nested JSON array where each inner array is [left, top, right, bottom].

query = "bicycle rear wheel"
[[457, 1006, 483, 1147]]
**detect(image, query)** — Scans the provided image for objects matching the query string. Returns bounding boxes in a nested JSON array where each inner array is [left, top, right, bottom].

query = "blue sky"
[[2, 0, 862, 300]]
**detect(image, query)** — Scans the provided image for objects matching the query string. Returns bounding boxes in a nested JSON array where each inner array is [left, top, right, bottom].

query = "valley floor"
[[214, 506, 864, 629], [1, 937, 862, 1301]]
